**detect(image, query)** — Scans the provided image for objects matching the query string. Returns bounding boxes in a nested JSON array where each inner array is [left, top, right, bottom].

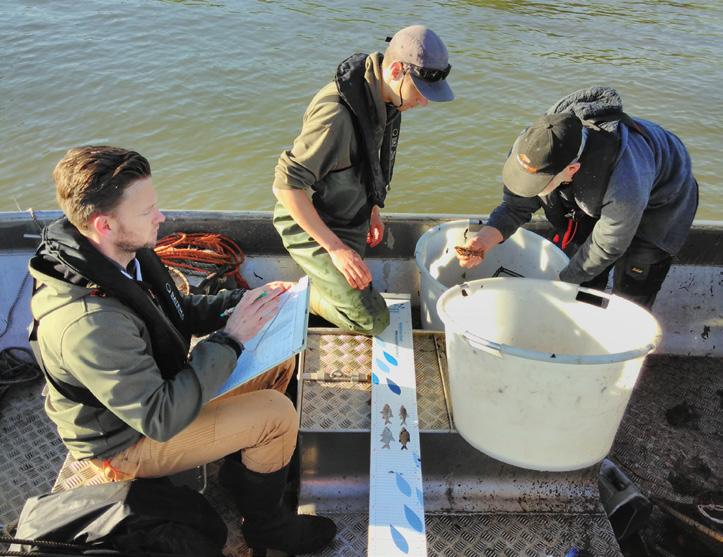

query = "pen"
[[220, 291, 269, 317]]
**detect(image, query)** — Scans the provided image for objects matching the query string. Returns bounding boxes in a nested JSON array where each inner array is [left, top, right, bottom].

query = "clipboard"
[[213, 276, 310, 398]]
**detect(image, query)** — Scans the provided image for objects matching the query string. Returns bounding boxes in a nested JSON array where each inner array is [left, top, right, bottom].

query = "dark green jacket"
[[272, 52, 388, 255], [29, 222, 242, 460]]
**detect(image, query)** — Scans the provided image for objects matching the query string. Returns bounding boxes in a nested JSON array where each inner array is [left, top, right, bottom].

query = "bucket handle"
[[462, 330, 503, 357], [462, 330, 657, 363], [575, 286, 611, 309]]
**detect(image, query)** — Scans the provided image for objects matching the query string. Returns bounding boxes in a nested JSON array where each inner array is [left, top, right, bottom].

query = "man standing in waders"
[[273, 25, 454, 335], [456, 87, 698, 310]]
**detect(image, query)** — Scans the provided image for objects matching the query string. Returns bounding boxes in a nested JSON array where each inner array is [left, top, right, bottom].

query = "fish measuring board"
[[368, 294, 427, 556]]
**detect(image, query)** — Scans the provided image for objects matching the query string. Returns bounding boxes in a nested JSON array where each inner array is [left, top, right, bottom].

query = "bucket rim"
[[437, 278, 661, 365], [414, 219, 482, 283], [413, 220, 568, 284]]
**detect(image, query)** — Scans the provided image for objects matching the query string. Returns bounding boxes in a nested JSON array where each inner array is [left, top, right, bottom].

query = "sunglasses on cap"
[[404, 62, 451, 83]]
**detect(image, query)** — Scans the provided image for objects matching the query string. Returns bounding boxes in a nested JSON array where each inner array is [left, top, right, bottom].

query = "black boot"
[[218, 456, 336, 555]]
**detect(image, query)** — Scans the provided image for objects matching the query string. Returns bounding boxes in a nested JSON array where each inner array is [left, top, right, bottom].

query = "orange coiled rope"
[[154, 232, 250, 290]]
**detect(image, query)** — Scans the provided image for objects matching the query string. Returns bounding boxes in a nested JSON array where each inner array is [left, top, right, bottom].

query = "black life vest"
[[335, 53, 402, 209], [29, 218, 190, 407]]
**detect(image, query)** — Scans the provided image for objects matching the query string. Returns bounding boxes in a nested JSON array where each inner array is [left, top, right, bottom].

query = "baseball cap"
[[385, 25, 454, 102], [501, 113, 586, 197]]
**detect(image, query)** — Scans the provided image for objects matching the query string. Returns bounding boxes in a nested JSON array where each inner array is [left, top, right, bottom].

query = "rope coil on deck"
[[154, 232, 250, 292]]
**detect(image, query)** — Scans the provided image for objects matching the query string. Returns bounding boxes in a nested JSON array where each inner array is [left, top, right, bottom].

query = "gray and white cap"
[[385, 25, 454, 102]]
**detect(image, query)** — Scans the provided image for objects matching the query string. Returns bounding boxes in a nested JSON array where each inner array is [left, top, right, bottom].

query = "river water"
[[2, 0, 721, 219]]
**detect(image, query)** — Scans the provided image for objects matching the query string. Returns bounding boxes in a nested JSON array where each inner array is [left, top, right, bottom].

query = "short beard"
[[115, 238, 156, 254], [114, 225, 157, 255]]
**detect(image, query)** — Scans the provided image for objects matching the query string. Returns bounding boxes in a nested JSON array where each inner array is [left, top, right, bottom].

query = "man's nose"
[[418, 95, 429, 108]]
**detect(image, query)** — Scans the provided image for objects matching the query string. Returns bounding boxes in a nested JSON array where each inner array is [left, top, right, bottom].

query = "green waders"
[[273, 203, 390, 336]]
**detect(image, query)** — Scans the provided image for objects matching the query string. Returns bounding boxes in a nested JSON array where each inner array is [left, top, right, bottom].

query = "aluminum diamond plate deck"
[[302, 331, 372, 382], [0, 381, 64, 529], [611, 354, 723, 504], [313, 512, 621, 557], [300, 331, 451, 432], [3, 345, 717, 557]]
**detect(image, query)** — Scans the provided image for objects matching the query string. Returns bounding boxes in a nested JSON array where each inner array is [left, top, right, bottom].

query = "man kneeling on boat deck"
[[28, 146, 336, 555], [456, 87, 698, 310], [272, 25, 454, 335]]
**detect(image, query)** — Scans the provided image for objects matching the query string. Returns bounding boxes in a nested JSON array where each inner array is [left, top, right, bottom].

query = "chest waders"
[[274, 54, 400, 335]]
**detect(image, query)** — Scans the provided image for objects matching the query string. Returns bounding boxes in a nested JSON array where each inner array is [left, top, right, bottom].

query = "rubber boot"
[[218, 456, 336, 555]]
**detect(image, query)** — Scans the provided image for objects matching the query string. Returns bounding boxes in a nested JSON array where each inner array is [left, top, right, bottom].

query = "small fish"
[[455, 245, 485, 259], [399, 405, 408, 425], [399, 427, 411, 450], [381, 403, 393, 424], [381, 427, 394, 449]]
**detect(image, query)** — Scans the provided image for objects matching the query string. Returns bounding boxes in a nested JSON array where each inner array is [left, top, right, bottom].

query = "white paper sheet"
[[213, 276, 309, 397]]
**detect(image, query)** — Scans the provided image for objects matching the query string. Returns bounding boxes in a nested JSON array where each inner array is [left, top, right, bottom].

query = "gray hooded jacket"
[[488, 87, 698, 284]]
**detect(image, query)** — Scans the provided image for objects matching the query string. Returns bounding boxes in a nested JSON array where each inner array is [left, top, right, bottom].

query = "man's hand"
[[223, 282, 292, 343], [329, 246, 372, 290], [456, 226, 504, 269], [367, 205, 385, 248]]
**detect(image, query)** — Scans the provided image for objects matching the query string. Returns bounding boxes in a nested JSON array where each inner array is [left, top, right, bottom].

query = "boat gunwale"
[[1, 210, 722, 266]]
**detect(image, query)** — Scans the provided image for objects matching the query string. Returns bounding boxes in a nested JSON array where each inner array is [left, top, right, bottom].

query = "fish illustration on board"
[[399, 405, 408, 425], [399, 427, 411, 450], [381, 403, 393, 425], [381, 427, 394, 449]]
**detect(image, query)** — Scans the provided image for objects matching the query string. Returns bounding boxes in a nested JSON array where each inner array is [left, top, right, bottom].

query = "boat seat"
[[51, 452, 207, 494]]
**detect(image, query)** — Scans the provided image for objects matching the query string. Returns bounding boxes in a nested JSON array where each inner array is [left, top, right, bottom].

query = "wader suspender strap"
[[28, 281, 104, 409], [379, 105, 401, 192], [591, 111, 653, 143], [553, 218, 580, 251]]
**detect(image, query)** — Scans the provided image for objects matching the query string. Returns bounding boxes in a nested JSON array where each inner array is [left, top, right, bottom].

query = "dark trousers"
[[580, 239, 673, 310]]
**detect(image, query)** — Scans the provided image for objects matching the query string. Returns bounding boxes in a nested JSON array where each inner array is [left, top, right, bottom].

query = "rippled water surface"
[[2, 0, 721, 219]]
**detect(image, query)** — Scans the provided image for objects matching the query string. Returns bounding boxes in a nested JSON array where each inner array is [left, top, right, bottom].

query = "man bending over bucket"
[[273, 25, 454, 334], [456, 87, 698, 309], [28, 146, 336, 555]]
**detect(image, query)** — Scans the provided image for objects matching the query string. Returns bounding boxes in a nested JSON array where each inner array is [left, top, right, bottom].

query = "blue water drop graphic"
[[375, 358, 389, 373], [371, 372, 380, 385], [416, 488, 424, 506], [383, 351, 398, 366], [387, 377, 401, 395], [390, 524, 409, 554], [395, 472, 411, 497], [412, 452, 421, 469], [404, 505, 424, 533]]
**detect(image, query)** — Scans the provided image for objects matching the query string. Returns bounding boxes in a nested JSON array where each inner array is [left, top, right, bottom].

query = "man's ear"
[[388, 61, 404, 80], [90, 213, 113, 238], [568, 162, 582, 177]]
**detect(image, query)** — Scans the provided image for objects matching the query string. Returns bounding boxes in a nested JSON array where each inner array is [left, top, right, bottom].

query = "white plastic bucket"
[[437, 278, 661, 471], [415, 220, 569, 330]]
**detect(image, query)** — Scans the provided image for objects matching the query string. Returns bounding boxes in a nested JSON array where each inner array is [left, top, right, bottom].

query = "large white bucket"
[[437, 278, 661, 471], [415, 220, 569, 330]]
